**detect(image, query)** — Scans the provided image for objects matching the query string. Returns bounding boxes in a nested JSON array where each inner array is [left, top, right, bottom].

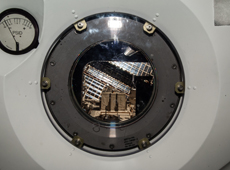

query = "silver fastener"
[[145, 24, 153, 31], [77, 22, 84, 28], [177, 84, 184, 92], [50, 61, 55, 66], [42, 81, 48, 87]]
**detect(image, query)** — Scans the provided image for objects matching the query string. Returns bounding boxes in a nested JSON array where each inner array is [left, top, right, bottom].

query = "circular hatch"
[[41, 13, 184, 156]]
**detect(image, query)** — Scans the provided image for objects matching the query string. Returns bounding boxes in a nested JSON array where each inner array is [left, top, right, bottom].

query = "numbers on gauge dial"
[[0, 14, 35, 51]]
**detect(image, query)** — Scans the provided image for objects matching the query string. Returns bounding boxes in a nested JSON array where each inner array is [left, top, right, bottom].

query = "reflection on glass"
[[108, 17, 122, 29]]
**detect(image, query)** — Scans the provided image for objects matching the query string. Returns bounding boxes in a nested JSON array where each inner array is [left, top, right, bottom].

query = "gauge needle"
[[16, 42, 19, 51], [4, 20, 19, 51]]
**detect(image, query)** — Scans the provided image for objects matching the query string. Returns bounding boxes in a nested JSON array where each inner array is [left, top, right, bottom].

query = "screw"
[[109, 144, 115, 149], [42, 80, 48, 87], [170, 103, 175, 108], [50, 101, 55, 105], [146, 133, 151, 138], [142, 141, 148, 149], [77, 22, 84, 28], [50, 61, 55, 66], [146, 24, 152, 31], [75, 138, 81, 146], [172, 64, 177, 69], [73, 132, 78, 136], [177, 85, 184, 92]]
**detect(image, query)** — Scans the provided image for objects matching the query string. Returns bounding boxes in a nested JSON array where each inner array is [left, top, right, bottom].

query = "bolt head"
[[77, 22, 84, 28], [177, 85, 184, 92], [146, 24, 152, 31], [109, 144, 115, 149], [75, 139, 81, 146], [146, 133, 151, 138], [142, 141, 148, 148], [170, 104, 175, 108], [50, 101, 55, 105], [42, 81, 48, 87], [172, 64, 177, 69], [50, 61, 55, 66]]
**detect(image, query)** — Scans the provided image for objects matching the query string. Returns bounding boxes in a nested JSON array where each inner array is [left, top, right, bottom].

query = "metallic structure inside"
[[81, 61, 153, 122]]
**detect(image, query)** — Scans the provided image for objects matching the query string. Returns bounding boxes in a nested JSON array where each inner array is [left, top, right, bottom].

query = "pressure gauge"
[[0, 8, 39, 55]]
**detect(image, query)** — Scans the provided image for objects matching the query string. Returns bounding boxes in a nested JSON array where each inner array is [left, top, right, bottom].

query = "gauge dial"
[[0, 8, 39, 55]]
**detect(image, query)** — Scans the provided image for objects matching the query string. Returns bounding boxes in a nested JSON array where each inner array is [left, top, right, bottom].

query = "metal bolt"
[[170, 103, 175, 108], [146, 133, 151, 138], [77, 22, 84, 28], [109, 144, 115, 149], [177, 84, 184, 92], [145, 24, 152, 31], [172, 64, 177, 69], [75, 138, 81, 146], [50, 101, 55, 105], [50, 61, 55, 66], [42, 80, 48, 87], [142, 141, 148, 149], [73, 132, 78, 136]]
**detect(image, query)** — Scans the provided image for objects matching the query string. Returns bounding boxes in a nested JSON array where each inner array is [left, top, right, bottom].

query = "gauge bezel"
[[0, 8, 39, 55]]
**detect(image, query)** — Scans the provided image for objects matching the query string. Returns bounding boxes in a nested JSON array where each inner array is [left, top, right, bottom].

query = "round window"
[[41, 13, 184, 156]]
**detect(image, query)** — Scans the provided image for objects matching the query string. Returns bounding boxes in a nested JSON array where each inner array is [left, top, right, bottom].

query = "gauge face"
[[0, 8, 39, 55]]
